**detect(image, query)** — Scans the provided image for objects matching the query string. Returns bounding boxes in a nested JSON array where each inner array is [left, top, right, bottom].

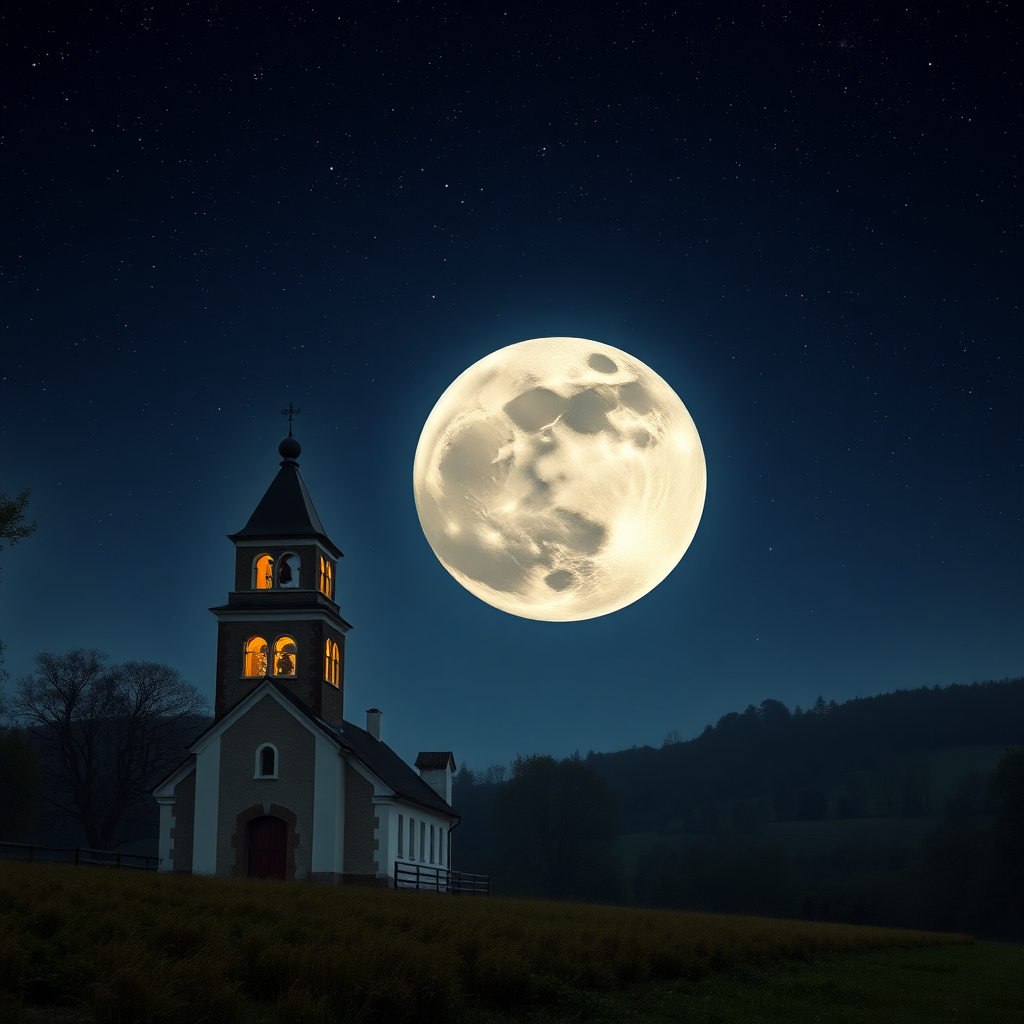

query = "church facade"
[[153, 434, 458, 884]]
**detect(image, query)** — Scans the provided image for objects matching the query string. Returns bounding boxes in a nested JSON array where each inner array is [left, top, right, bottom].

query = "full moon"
[[413, 337, 706, 621]]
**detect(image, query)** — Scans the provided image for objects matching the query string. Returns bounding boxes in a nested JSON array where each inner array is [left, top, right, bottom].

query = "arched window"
[[244, 637, 268, 677], [254, 554, 274, 590], [278, 553, 300, 588], [254, 743, 278, 779], [324, 640, 340, 687], [319, 556, 334, 599], [273, 636, 297, 677]]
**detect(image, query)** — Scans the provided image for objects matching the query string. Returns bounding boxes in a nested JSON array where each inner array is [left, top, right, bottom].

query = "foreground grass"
[[0, 862, 977, 1023], [461, 942, 1023, 1023]]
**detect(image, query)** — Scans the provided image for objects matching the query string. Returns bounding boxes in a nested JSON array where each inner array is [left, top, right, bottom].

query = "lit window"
[[324, 640, 340, 687], [398, 815, 404, 858], [278, 553, 300, 588], [319, 556, 334, 599], [255, 554, 274, 590], [273, 636, 297, 677], [244, 637, 268, 677], [254, 743, 278, 779]]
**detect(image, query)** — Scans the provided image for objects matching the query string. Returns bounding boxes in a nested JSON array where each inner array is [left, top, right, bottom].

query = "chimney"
[[415, 751, 455, 805], [366, 708, 382, 741]]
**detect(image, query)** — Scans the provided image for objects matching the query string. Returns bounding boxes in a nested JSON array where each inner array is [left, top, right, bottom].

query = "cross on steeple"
[[281, 402, 301, 437]]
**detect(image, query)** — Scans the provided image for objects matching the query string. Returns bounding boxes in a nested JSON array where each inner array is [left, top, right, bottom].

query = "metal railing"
[[0, 842, 159, 871], [394, 861, 489, 895]]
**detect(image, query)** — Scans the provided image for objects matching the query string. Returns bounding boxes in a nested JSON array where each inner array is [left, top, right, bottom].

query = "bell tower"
[[209, 433, 351, 726]]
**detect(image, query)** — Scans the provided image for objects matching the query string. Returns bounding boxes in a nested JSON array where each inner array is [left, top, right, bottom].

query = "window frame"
[[272, 635, 298, 677], [253, 553, 275, 590], [243, 636, 269, 678], [323, 639, 340, 687], [254, 742, 279, 780], [318, 555, 335, 599], [277, 551, 301, 589]]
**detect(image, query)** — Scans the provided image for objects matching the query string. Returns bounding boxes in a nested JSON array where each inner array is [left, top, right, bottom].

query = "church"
[[153, 430, 459, 885]]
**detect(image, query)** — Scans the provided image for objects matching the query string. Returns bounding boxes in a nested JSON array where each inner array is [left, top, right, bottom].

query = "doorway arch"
[[247, 815, 287, 879]]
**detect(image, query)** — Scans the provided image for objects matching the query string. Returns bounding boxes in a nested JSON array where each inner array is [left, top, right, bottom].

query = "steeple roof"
[[228, 437, 343, 558]]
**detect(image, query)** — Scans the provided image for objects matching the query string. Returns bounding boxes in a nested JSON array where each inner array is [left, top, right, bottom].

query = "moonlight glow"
[[413, 337, 707, 621]]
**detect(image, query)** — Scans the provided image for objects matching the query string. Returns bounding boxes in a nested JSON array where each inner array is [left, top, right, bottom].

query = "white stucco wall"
[[391, 803, 455, 886], [156, 798, 175, 872], [311, 732, 345, 875], [191, 733, 221, 873]]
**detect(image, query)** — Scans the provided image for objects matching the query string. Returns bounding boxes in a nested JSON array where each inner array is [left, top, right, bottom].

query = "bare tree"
[[11, 649, 208, 849]]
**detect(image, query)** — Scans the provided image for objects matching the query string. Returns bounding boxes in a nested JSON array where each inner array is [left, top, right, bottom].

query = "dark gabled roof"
[[264, 681, 457, 818], [229, 456, 343, 558], [237, 680, 457, 819], [167, 682, 457, 819], [415, 752, 455, 771], [336, 718, 458, 819]]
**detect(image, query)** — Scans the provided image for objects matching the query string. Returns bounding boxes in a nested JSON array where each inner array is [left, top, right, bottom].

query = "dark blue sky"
[[2, 2, 1021, 772]]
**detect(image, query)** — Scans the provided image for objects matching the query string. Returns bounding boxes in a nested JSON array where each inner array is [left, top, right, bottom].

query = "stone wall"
[[216, 695, 315, 878], [344, 762, 377, 875]]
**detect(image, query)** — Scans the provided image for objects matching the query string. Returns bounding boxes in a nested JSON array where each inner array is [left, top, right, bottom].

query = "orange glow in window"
[[255, 554, 274, 590], [273, 637, 297, 677], [244, 637, 268, 677], [319, 556, 334, 599], [324, 640, 340, 686]]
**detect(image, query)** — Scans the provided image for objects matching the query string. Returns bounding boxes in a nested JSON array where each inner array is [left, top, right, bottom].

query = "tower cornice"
[[209, 604, 353, 633]]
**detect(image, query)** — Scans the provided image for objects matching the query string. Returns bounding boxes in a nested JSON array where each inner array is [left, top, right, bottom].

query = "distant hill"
[[452, 677, 1022, 877], [584, 678, 1023, 834]]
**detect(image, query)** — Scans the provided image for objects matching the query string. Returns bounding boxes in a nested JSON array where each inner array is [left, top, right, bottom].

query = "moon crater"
[[414, 337, 706, 620]]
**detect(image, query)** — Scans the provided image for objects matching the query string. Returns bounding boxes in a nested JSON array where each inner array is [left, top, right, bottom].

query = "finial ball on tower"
[[279, 435, 301, 460]]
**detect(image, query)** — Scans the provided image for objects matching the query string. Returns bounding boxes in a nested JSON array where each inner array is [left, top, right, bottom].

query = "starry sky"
[[2, 2, 1021, 774]]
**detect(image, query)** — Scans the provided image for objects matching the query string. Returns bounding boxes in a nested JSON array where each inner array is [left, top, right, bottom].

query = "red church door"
[[247, 815, 287, 879]]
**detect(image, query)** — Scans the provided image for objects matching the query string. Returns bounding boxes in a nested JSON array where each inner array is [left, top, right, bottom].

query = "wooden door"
[[247, 815, 287, 879]]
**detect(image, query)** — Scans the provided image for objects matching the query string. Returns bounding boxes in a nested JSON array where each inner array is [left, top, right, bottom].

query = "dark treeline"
[[590, 679, 1024, 834], [453, 679, 1024, 939]]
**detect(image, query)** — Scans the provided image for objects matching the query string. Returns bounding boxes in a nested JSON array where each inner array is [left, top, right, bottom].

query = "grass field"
[[461, 942, 1024, 1023], [1, 861, 1012, 1024]]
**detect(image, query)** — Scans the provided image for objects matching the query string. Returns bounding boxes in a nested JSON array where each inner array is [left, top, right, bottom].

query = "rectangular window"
[[409, 818, 415, 861], [430, 825, 435, 864], [442, 830, 447, 868], [397, 815, 404, 859], [420, 821, 426, 862]]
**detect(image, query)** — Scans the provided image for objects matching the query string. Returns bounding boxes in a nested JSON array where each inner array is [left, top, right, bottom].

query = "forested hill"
[[585, 678, 1023, 834]]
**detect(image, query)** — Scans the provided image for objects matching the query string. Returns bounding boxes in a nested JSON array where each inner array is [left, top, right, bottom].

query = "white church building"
[[153, 432, 459, 884]]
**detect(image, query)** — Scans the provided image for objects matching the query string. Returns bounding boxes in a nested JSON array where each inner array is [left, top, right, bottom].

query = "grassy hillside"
[[0, 861, 981, 1024], [467, 942, 1024, 1024]]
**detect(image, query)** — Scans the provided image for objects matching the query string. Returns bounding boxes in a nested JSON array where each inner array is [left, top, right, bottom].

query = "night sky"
[[2, 3, 1021, 774]]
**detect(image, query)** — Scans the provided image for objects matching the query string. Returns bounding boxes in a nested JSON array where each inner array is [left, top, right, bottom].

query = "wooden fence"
[[394, 861, 489, 895], [0, 842, 159, 871]]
